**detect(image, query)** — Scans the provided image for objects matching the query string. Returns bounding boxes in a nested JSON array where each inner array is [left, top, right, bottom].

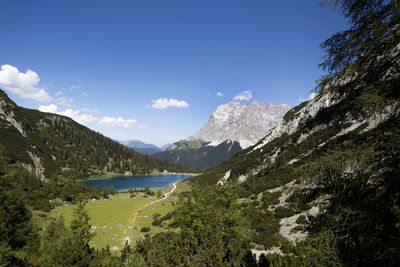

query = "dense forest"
[[1, 0, 399, 266], [152, 139, 242, 169]]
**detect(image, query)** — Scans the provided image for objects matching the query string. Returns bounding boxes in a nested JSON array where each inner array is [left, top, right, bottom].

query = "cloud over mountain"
[[150, 98, 189, 110], [0, 64, 52, 102], [39, 104, 96, 125], [39, 104, 140, 129], [98, 116, 137, 128], [233, 90, 252, 101], [38, 104, 58, 113]]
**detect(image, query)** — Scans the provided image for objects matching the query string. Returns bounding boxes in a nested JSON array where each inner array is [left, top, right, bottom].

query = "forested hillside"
[[0, 89, 194, 179], [153, 139, 242, 169]]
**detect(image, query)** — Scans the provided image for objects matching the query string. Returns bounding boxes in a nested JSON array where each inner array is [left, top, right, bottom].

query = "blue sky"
[[0, 0, 347, 146]]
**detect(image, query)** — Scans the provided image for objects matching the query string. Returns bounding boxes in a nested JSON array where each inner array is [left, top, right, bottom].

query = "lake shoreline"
[[77, 172, 198, 182], [78, 173, 196, 192]]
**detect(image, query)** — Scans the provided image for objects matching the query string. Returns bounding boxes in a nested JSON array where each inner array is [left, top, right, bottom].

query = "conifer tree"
[[320, 0, 400, 77], [70, 202, 95, 247], [320, 0, 399, 73]]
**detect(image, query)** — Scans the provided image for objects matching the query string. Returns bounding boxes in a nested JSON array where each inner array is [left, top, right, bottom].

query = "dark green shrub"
[[262, 191, 281, 206], [152, 213, 161, 226], [140, 227, 150, 232], [297, 202, 312, 211], [291, 225, 304, 233], [274, 206, 295, 218], [296, 215, 307, 224]]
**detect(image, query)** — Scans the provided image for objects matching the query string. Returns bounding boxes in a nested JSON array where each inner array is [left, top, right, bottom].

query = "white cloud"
[[98, 116, 137, 128], [79, 113, 97, 124], [38, 104, 139, 129], [38, 104, 97, 125], [80, 107, 98, 113], [297, 92, 317, 102], [0, 64, 52, 102], [233, 90, 252, 101], [216, 92, 223, 97], [82, 91, 88, 96], [57, 97, 74, 107], [55, 91, 63, 96], [39, 104, 58, 113], [58, 109, 97, 125], [150, 98, 189, 110]]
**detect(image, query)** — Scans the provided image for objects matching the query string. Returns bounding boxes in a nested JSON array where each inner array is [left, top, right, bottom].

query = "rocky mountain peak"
[[189, 101, 290, 149]]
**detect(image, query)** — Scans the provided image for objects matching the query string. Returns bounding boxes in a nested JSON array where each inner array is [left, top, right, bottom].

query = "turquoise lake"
[[78, 174, 195, 192]]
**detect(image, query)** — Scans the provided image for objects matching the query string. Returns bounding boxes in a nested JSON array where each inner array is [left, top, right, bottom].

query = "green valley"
[[35, 180, 192, 251], [1, 0, 399, 266]]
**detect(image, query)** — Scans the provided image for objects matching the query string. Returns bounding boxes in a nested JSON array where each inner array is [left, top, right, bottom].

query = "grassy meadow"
[[34, 179, 192, 252]]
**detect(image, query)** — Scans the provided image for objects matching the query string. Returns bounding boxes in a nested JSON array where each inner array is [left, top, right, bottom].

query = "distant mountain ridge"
[[153, 139, 242, 169], [119, 140, 163, 155], [160, 143, 172, 151], [120, 140, 160, 150]]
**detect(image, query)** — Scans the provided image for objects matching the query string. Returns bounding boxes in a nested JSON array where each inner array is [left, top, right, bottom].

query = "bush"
[[262, 191, 281, 206], [152, 213, 161, 226], [144, 185, 154, 196], [291, 225, 304, 233], [140, 227, 151, 233], [274, 206, 295, 218], [297, 201, 312, 211], [296, 215, 307, 224]]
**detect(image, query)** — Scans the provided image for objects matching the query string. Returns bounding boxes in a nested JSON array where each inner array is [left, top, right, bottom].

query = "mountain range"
[[119, 140, 164, 155], [152, 101, 290, 169], [152, 139, 242, 169]]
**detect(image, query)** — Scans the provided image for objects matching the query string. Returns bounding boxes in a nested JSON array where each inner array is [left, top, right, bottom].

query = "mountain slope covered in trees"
[[152, 139, 242, 169], [0, 89, 194, 179]]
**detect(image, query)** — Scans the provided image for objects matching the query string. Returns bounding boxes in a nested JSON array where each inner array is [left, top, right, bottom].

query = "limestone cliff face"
[[0, 91, 24, 136], [189, 101, 290, 149]]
